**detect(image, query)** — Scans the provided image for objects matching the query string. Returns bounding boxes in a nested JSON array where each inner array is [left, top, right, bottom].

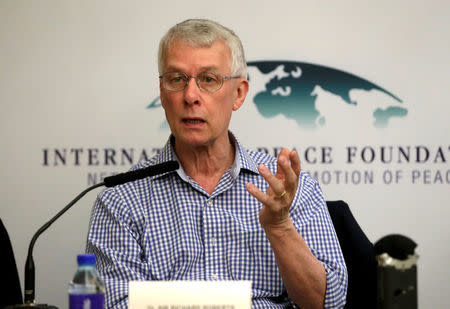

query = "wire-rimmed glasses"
[[159, 71, 241, 92]]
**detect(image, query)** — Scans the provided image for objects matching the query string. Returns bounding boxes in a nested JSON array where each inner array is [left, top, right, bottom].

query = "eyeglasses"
[[159, 71, 241, 92]]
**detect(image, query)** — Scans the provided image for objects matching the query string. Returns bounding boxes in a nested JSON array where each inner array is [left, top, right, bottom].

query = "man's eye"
[[170, 76, 184, 83], [200, 74, 219, 83]]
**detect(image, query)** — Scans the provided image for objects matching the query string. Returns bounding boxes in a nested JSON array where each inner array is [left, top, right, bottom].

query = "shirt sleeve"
[[290, 172, 348, 308], [86, 187, 149, 309]]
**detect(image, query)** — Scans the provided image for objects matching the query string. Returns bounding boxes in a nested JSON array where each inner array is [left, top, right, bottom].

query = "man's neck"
[[173, 135, 236, 194]]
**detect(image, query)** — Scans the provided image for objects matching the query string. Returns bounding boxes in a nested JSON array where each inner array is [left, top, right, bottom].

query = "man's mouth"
[[183, 118, 205, 124]]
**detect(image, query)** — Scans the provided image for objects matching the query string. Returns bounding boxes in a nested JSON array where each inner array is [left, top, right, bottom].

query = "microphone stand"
[[7, 182, 104, 309], [6, 160, 179, 308]]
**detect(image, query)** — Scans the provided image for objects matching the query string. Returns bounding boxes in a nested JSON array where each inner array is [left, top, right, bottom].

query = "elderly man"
[[87, 19, 347, 309]]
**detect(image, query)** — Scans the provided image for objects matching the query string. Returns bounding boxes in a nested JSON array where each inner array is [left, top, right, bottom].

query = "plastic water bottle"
[[69, 254, 105, 309]]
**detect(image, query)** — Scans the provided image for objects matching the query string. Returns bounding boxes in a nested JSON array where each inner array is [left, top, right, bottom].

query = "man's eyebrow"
[[163, 65, 181, 72]]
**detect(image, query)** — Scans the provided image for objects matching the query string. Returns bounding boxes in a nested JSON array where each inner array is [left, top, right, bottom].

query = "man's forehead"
[[163, 39, 231, 72]]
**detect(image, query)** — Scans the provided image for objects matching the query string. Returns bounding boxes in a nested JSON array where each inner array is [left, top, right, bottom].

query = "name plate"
[[129, 281, 252, 309]]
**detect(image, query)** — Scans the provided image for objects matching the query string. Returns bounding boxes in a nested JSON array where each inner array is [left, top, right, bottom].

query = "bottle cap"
[[77, 254, 96, 266]]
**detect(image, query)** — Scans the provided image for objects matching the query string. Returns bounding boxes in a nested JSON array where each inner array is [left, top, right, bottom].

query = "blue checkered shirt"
[[86, 135, 347, 308]]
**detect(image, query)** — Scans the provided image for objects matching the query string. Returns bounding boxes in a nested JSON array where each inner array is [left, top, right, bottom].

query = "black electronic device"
[[375, 234, 418, 309]]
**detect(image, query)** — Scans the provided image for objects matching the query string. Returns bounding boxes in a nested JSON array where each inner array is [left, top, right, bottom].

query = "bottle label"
[[69, 294, 105, 309]]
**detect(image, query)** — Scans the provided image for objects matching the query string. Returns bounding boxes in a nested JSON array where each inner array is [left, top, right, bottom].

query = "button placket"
[[204, 197, 217, 280]]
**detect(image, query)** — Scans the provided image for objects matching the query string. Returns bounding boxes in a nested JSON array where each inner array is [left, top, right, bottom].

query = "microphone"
[[9, 161, 179, 309], [103, 160, 179, 187]]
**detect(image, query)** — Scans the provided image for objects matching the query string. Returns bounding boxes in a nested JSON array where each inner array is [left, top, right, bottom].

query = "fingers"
[[276, 149, 300, 192], [246, 182, 270, 205], [275, 148, 290, 178], [258, 164, 285, 196], [276, 149, 301, 175], [249, 148, 300, 200], [248, 148, 301, 228], [289, 150, 301, 176]]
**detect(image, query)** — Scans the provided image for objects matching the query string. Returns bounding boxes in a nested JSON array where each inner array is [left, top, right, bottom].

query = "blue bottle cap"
[[77, 254, 96, 266]]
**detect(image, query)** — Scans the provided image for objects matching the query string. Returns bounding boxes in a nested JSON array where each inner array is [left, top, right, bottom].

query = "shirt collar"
[[229, 132, 259, 177], [153, 132, 260, 181]]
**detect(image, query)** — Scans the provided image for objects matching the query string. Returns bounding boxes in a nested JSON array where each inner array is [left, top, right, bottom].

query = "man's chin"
[[175, 133, 229, 151], [174, 134, 210, 148]]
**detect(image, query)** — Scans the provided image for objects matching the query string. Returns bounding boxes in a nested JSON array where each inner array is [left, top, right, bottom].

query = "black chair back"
[[326, 200, 377, 309]]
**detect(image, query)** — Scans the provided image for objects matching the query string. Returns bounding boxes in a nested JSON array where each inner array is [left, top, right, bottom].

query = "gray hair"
[[158, 19, 247, 77]]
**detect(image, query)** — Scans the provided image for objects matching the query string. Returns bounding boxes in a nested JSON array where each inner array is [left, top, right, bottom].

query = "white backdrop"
[[1, 0, 449, 308]]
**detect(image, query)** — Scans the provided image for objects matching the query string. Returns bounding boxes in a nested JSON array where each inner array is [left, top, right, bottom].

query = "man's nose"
[[184, 77, 201, 104]]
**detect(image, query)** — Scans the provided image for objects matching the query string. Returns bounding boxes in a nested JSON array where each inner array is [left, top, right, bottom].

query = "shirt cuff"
[[323, 263, 348, 309]]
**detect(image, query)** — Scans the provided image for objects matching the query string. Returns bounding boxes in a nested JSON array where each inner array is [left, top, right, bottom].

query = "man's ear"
[[232, 78, 249, 111]]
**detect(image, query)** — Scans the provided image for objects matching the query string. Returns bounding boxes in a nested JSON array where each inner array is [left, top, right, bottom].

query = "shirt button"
[[211, 274, 218, 280], [207, 200, 213, 206], [211, 237, 217, 246]]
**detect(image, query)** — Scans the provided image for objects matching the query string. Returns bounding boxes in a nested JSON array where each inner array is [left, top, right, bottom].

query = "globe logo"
[[148, 60, 406, 130], [247, 61, 405, 129]]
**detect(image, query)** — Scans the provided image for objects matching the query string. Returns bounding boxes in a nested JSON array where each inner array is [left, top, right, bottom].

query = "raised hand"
[[246, 148, 301, 230]]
